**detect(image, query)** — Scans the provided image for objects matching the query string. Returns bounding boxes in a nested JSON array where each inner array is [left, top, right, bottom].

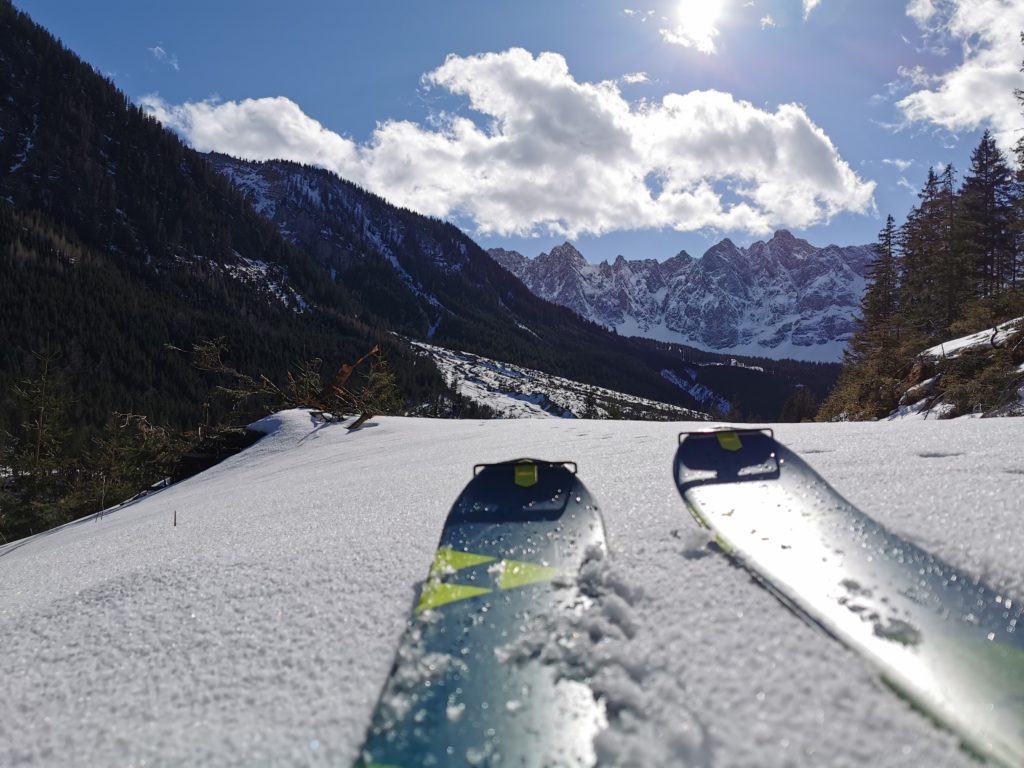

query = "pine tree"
[[819, 217, 911, 420], [898, 166, 962, 342], [852, 215, 901, 361], [957, 130, 1016, 300]]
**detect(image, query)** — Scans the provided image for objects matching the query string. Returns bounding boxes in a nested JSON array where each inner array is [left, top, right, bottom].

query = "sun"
[[668, 0, 727, 54]]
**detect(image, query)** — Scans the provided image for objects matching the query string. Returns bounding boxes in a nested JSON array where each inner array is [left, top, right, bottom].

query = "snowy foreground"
[[2, 412, 1022, 767]]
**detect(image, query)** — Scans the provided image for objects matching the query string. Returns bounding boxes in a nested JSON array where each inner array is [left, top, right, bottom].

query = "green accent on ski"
[[429, 546, 495, 577], [416, 581, 492, 613], [716, 432, 743, 452], [514, 462, 539, 487], [498, 560, 559, 590]]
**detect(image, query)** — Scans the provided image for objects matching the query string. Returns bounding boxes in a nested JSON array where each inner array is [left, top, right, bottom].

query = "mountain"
[[0, 1, 844, 447], [0, 1, 438, 436], [206, 154, 846, 418], [0, 2, 689, 434], [490, 233, 875, 362]]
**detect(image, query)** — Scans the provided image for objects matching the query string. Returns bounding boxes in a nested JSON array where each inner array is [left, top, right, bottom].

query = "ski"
[[355, 459, 607, 768], [674, 428, 1024, 768]]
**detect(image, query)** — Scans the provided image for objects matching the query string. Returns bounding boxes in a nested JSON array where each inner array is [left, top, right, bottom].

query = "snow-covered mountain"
[[3, 410, 1022, 766], [490, 232, 874, 362]]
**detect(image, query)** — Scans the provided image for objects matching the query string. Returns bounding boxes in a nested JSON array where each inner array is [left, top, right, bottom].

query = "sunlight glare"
[[668, 0, 726, 55]]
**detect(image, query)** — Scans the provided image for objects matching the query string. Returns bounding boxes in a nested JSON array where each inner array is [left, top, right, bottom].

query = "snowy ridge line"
[[410, 340, 710, 421], [921, 316, 1023, 360]]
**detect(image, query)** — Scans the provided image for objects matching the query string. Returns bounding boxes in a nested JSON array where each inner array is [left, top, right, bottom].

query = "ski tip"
[[677, 426, 773, 446], [472, 458, 579, 478]]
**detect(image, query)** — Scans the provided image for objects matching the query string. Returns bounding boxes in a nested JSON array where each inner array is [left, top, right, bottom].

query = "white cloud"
[[895, 64, 939, 88], [897, 176, 918, 194], [622, 71, 650, 84], [898, 0, 1024, 152], [142, 48, 875, 239], [760, 14, 777, 29], [906, 0, 937, 25], [148, 45, 179, 71], [803, 0, 822, 19], [883, 158, 914, 172]]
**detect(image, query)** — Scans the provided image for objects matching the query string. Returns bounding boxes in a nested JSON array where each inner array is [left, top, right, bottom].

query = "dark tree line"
[[821, 81, 1024, 420]]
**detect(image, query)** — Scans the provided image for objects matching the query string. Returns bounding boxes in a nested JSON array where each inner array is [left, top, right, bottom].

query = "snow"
[[412, 341, 707, 420], [1, 411, 1022, 767], [615, 316, 846, 363], [223, 254, 310, 314], [660, 368, 731, 414], [921, 317, 1023, 360], [217, 165, 276, 218]]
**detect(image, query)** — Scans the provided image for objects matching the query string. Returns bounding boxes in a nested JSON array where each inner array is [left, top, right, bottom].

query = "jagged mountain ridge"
[[490, 233, 875, 362]]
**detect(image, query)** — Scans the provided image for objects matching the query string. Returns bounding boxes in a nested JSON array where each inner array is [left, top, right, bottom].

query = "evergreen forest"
[[820, 101, 1024, 419]]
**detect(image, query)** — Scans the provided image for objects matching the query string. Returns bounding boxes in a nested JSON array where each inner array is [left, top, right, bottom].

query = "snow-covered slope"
[[891, 316, 1024, 420], [491, 232, 873, 363], [411, 340, 709, 420], [2, 412, 1022, 767]]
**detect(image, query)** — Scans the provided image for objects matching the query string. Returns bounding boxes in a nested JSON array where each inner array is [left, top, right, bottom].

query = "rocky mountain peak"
[[542, 242, 588, 270], [488, 233, 874, 362]]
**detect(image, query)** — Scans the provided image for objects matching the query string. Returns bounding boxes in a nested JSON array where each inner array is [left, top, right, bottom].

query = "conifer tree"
[[819, 217, 909, 420], [855, 215, 901, 358], [957, 130, 1016, 300], [898, 165, 961, 341]]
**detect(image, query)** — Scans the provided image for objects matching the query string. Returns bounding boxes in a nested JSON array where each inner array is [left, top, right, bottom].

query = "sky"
[[15, 0, 1024, 263]]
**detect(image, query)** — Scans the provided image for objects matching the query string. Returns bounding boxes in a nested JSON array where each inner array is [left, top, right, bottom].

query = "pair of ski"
[[355, 433, 1024, 768]]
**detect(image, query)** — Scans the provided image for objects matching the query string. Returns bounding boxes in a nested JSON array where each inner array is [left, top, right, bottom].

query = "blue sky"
[[16, 0, 1024, 263]]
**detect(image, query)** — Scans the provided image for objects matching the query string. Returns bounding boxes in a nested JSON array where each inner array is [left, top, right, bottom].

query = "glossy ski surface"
[[675, 429, 1024, 768]]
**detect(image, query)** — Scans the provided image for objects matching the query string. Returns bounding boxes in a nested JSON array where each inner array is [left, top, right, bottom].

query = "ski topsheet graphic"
[[674, 428, 1024, 768], [356, 459, 607, 768]]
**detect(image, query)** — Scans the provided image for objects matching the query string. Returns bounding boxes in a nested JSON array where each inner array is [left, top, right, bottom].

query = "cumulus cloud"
[[148, 45, 179, 71], [142, 48, 875, 239], [803, 0, 822, 19], [760, 15, 777, 29], [622, 71, 650, 84], [898, 0, 1024, 152]]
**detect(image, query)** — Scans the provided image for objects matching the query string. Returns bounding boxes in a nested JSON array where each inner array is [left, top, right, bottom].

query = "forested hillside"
[[822, 122, 1024, 420]]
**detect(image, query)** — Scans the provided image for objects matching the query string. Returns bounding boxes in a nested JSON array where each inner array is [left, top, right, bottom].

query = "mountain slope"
[[491, 233, 874, 362], [206, 154, 706, 409], [0, 2, 430, 432]]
